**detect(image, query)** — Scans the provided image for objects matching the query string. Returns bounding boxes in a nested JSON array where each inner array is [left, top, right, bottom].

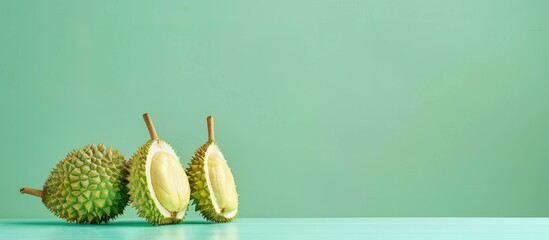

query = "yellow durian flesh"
[[206, 148, 238, 213], [150, 151, 190, 213]]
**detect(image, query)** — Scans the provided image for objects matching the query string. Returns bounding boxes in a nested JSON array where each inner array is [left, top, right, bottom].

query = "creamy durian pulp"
[[204, 144, 238, 216], [146, 141, 189, 218]]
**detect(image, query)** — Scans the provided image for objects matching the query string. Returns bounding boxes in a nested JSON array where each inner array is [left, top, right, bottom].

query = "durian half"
[[127, 113, 190, 225], [187, 116, 238, 223], [20, 144, 129, 224]]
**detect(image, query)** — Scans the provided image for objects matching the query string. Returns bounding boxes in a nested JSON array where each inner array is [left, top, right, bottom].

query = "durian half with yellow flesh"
[[187, 116, 238, 223], [127, 113, 190, 225]]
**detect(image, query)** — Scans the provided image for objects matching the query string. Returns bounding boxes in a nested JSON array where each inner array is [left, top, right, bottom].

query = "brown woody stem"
[[143, 113, 159, 140], [207, 116, 215, 141], [20, 187, 43, 198]]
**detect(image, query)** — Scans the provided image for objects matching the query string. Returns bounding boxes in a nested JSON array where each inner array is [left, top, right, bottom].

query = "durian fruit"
[[187, 116, 238, 223], [20, 144, 129, 224], [127, 113, 190, 225]]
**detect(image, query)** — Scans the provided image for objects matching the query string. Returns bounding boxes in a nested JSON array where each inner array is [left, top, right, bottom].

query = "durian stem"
[[143, 113, 159, 140], [207, 116, 215, 141], [20, 187, 43, 198]]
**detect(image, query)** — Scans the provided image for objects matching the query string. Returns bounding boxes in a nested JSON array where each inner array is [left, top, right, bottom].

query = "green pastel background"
[[1, 0, 548, 219]]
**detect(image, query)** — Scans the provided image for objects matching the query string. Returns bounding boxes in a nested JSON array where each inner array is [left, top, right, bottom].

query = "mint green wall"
[[1, 0, 548, 219]]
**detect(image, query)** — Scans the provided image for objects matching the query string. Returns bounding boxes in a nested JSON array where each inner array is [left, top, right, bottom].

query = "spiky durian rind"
[[127, 140, 187, 225], [186, 140, 238, 223], [43, 144, 129, 224]]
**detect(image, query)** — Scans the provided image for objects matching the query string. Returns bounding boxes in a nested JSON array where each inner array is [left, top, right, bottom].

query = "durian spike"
[[143, 113, 159, 140], [20, 187, 43, 198], [207, 116, 215, 141]]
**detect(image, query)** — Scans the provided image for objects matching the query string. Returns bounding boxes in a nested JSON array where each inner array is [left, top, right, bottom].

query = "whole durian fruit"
[[20, 144, 129, 224], [127, 113, 190, 225], [187, 116, 238, 223]]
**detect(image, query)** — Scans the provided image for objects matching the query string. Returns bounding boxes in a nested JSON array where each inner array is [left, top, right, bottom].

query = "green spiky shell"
[[187, 140, 238, 223], [127, 140, 187, 225], [43, 144, 129, 224]]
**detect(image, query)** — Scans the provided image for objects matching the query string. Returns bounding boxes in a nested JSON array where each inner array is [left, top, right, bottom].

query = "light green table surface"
[[1, 218, 548, 240]]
